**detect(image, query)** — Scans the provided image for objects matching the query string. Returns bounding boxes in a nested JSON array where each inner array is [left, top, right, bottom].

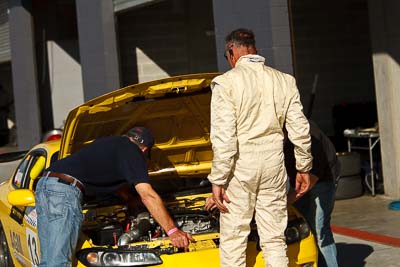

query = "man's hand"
[[134, 183, 194, 250], [204, 196, 217, 211], [288, 173, 319, 204], [295, 171, 311, 198], [211, 184, 230, 213], [168, 229, 195, 250]]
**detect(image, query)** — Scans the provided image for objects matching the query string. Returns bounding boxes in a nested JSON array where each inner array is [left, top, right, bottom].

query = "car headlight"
[[76, 248, 163, 266], [285, 218, 311, 244]]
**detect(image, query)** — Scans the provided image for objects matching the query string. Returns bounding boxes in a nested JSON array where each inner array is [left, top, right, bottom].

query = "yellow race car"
[[0, 73, 317, 267]]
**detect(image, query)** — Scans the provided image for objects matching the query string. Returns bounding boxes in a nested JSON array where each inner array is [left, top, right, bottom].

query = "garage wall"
[[290, 0, 376, 141], [368, 0, 400, 198], [35, 0, 80, 130], [47, 40, 84, 129], [213, 0, 294, 75], [117, 0, 217, 85]]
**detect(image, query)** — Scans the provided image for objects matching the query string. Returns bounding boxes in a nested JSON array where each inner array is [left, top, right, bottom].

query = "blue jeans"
[[35, 176, 84, 267], [294, 180, 338, 267]]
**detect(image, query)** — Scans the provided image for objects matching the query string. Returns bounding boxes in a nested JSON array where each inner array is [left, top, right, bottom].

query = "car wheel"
[[0, 222, 14, 267]]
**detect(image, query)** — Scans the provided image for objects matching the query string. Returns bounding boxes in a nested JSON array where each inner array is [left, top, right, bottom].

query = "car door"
[[6, 149, 48, 267]]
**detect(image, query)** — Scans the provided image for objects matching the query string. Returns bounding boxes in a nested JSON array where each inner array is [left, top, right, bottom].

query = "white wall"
[[368, 0, 400, 199], [47, 40, 84, 129]]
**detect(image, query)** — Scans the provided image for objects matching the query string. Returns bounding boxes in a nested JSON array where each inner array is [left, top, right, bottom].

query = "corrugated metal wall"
[[0, 0, 10, 63]]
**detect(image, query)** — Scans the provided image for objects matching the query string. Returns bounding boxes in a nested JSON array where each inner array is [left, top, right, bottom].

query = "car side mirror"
[[7, 189, 35, 206]]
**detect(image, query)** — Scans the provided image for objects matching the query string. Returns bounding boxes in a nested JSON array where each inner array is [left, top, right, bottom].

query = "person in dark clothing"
[[35, 126, 194, 267], [284, 120, 340, 267], [0, 84, 10, 146]]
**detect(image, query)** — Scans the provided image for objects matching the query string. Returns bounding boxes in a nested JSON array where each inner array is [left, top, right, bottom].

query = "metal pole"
[[347, 138, 351, 152], [369, 137, 375, 196]]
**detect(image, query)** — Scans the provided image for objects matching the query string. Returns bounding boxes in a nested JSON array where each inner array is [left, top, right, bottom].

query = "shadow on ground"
[[336, 242, 373, 267]]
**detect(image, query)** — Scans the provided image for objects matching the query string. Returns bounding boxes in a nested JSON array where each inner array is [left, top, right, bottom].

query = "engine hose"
[[125, 222, 131, 232], [152, 229, 161, 238]]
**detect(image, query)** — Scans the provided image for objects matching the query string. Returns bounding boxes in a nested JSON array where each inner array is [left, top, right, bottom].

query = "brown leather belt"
[[46, 171, 85, 194]]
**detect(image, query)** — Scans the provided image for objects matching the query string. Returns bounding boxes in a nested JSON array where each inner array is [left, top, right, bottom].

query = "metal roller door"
[[0, 0, 10, 63]]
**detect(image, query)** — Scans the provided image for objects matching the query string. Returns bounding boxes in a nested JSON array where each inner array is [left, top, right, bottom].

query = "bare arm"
[[134, 183, 194, 249]]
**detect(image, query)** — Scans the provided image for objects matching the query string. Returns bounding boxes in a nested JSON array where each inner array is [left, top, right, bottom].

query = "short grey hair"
[[225, 28, 256, 49]]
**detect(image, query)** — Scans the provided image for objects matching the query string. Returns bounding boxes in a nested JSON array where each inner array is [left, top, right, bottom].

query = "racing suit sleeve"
[[285, 77, 313, 173], [207, 82, 237, 186]]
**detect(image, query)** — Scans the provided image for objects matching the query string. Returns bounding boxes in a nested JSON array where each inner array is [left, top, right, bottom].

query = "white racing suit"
[[208, 55, 312, 267]]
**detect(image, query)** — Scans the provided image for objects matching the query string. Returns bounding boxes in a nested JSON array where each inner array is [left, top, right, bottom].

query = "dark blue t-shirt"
[[46, 136, 149, 196]]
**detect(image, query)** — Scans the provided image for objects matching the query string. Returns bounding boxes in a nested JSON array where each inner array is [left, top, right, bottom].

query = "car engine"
[[82, 196, 219, 247], [118, 209, 218, 246]]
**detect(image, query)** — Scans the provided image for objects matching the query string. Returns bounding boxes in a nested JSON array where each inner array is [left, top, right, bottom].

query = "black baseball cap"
[[126, 126, 155, 150]]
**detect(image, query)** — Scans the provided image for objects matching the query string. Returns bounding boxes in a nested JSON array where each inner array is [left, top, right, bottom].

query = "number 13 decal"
[[26, 228, 40, 266]]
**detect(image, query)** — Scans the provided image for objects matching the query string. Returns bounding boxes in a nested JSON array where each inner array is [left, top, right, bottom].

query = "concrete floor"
[[332, 194, 400, 237], [331, 194, 400, 267], [334, 233, 400, 267]]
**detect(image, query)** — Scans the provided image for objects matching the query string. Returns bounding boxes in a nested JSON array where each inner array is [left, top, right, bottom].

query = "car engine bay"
[[82, 193, 219, 247], [76, 187, 311, 266]]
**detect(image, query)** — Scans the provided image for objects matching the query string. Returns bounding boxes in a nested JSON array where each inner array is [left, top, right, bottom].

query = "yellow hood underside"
[[60, 73, 220, 179]]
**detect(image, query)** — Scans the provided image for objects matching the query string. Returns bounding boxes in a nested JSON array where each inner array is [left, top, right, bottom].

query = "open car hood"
[[60, 73, 219, 179]]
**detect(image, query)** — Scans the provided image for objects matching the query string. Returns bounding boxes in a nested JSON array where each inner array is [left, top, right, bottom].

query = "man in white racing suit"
[[207, 28, 313, 267]]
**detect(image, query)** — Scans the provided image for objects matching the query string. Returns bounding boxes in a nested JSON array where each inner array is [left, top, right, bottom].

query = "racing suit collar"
[[236, 54, 265, 65]]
